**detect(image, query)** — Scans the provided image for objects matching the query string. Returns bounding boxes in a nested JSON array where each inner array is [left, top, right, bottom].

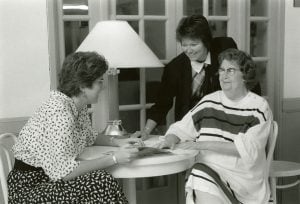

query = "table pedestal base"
[[123, 178, 137, 204]]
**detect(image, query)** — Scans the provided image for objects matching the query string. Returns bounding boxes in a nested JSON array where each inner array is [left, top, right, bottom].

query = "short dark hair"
[[176, 14, 213, 50], [57, 52, 108, 97], [218, 48, 257, 90]]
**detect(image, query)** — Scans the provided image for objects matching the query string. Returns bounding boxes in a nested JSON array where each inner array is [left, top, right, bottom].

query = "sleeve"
[[42, 105, 80, 181], [148, 61, 178, 124], [234, 100, 273, 166], [165, 110, 198, 142]]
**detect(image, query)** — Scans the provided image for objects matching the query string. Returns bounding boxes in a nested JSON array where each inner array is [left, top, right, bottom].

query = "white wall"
[[0, 0, 50, 118], [284, 0, 300, 98]]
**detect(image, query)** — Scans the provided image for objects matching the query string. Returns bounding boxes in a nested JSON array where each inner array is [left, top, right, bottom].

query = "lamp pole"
[[104, 67, 127, 137], [107, 67, 120, 120]]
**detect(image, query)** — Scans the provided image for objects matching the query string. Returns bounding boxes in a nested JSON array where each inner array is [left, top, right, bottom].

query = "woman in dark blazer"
[[134, 14, 260, 139]]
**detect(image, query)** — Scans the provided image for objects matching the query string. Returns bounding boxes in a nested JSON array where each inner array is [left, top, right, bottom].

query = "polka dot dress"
[[8, 169, 128, 203], [8, 91, 128, 203]]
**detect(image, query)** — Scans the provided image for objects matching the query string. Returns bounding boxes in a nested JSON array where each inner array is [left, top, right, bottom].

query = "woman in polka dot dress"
[[8, 52, 143, 203]]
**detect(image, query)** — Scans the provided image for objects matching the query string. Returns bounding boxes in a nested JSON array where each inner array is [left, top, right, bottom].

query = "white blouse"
[[13, 91, 98, 181]]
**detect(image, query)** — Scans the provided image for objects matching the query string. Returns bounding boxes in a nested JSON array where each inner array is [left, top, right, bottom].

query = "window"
[[248, 0, 269, 98], [53, 0, 280, 132], [112, 0, 175, 134], [183, 0, 228, 37], [55, 0, 95, 122]]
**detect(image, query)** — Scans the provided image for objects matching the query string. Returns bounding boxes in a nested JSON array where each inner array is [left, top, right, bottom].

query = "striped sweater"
[[166, 91, 273, 203]]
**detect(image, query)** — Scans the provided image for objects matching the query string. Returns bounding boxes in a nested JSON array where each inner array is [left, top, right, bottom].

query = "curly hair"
[[176, 14, 213, 50], [218, 48, 257, 90], [57, 52, 108, 97]]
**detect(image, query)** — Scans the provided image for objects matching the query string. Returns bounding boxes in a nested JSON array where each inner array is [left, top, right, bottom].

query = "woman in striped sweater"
[[158, 48, 272, 204]]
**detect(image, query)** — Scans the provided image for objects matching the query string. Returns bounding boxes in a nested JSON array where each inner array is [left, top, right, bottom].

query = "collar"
[[204, 52, 211, 65], [190, 52, 211, 73]]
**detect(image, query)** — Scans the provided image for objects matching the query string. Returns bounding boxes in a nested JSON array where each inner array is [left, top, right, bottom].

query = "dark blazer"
[[148, 37, 261, 125]]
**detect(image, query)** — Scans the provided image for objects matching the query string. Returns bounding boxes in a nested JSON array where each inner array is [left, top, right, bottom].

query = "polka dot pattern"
[[7, 91, 128, 202], [12, 91, 97, 180], [8, 169, 128, 203]]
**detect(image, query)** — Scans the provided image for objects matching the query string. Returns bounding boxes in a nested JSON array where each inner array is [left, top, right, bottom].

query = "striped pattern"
[[192, 100, 267, 121], [191, 99, 265, 143], [187, 163, 241, 204]]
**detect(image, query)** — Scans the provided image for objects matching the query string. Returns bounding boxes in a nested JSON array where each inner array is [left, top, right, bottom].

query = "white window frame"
[[51, 0, 284, 132]]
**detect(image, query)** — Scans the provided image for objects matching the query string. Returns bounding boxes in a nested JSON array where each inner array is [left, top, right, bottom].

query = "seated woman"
[[8, 52, 143, 203], [158, 48, 272, 204]]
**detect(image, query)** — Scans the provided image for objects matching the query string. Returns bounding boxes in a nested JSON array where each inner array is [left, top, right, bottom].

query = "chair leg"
[[270, 177, 277, 204]]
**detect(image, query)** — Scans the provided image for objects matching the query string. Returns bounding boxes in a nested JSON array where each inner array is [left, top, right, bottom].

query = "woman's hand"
[[130, 119, 157, 141], [113, 148, 139, 164], [156, 134, 180, 150], [130, 131, 149, 141], [114, 137, 144, 148]]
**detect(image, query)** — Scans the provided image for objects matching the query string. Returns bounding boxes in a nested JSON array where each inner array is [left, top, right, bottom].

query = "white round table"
[[79, 137, 198, 204]]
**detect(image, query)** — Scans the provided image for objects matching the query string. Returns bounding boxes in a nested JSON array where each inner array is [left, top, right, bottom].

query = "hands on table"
[[113, 137, 145, 164], [113, 134, 197, 164], [130, 131, 149, 141], [113, 148, 139, 164], [154, 135, 197, 150], [115, 137, 145, 147], [153, 134, 180, 150]]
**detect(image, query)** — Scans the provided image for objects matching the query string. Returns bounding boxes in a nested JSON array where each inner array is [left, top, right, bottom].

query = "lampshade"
[[76, 20, 163, 68]]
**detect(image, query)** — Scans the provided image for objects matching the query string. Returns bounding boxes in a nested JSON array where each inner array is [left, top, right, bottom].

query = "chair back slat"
[[266, 121, 278, 176], [0, 133, 17, 204]]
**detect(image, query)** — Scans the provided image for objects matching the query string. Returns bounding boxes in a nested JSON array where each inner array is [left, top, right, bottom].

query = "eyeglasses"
[[218, 67, 240, 76]]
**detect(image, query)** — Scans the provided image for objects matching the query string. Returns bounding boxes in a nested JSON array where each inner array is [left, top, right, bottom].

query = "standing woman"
[[134, 14, 245, 140], [8, 52, 143, 203]]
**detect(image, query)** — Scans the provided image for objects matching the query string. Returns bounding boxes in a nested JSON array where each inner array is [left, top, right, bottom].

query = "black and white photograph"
[[0, 0, 299, 203]]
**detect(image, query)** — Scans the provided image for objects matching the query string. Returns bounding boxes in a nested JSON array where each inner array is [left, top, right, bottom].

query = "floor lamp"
[[76, 20, 163, 136]]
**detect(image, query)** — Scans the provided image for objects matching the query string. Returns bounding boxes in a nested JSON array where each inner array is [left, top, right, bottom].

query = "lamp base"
[[102, 120, 129, 137]]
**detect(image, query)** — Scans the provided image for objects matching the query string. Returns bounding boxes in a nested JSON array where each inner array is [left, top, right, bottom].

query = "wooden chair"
[[265, 121, 278, 203], [0, 133, 17, 204], [269, 123, 300, 204]]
